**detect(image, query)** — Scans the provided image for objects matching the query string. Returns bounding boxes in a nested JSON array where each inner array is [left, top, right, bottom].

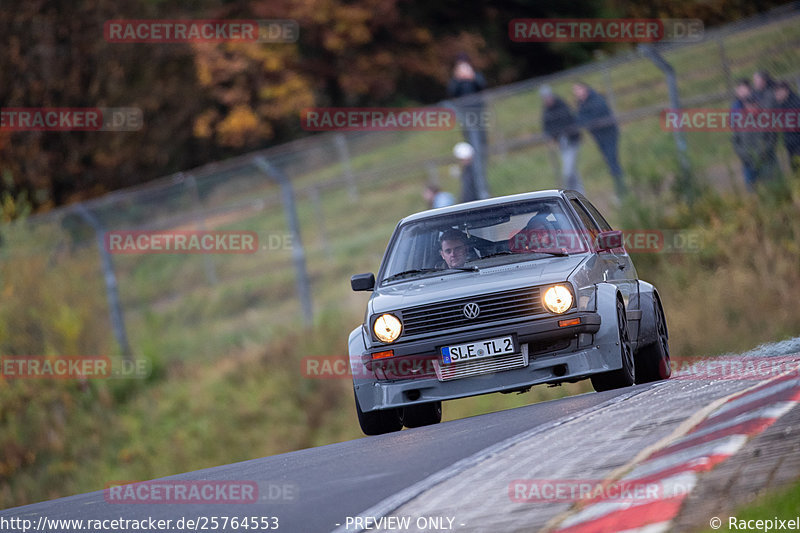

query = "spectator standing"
[[752, 70, 777, 109], [731, 78, 756, 185], [447, 53, 490, 200], [573, 82, 626, 198], [540, 85, 585, 193], [732, 96, 779, 189], [774, 81, 800, 172], [423, 184, 456, 209], [453, 142, 485, 203]]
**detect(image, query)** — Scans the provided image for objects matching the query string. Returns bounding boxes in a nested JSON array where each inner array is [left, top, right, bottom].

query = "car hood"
[[370, 254, 588, 315]]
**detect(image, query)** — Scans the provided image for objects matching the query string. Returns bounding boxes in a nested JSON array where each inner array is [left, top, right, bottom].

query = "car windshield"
[[380, 198, 587, 283]]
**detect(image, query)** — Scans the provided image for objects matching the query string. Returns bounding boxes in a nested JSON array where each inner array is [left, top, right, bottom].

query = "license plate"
[[441, 336, 515, 364]]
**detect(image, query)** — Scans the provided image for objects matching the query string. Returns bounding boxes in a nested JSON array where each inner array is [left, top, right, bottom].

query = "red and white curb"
[[551, 372, 800, 533]]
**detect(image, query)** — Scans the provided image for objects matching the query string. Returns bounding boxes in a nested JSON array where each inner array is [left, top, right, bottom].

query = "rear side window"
[[581, 199, 613, 231], [569, 198, 601, 247], [569, 198, 599, 231]]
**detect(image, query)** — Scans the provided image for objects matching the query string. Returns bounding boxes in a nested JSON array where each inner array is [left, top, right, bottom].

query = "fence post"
[[253, 156, 314, 322], [307, 185, 332, 259], [183, 173, 218, 285], [334, 133, 358, 201], [74, 204, 132, 359], [639, 44, 694, 203], [718, 39, 733, 96]]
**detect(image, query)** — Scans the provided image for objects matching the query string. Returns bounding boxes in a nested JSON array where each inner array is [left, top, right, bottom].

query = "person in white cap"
[[540, 84, 585, 194], [447, 52, 490, 199], [453, 142, 486, 202]]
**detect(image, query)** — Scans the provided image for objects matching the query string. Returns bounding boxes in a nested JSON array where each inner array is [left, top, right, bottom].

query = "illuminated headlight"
[[373, 314, 402, 343], [543, 285, 574, 314]]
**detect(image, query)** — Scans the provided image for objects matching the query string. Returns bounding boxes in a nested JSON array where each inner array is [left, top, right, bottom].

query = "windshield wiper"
[[478, 249, 569, 260], [476, 251, 516, 260], [532, 249, 570, 257], [382, 268, 440, 282], [382, 265, 478, 282]]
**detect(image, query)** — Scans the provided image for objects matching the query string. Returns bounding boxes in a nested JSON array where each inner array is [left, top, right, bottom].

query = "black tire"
[[591, 298, 635, 392], [635, 295, 671, 383], [354, 390, 403, 435], [402, 401, 442, 428]]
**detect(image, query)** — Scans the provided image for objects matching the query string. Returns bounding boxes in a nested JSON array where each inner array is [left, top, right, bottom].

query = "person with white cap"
[[453, 141, 488, 202], [540, 84, 585, 194]]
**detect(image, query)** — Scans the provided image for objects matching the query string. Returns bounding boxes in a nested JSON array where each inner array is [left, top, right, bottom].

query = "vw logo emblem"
[[463, 302, 481, 319]]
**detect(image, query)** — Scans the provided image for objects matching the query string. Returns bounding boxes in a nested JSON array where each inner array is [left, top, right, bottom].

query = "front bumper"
[[354, 312, 621, 412]]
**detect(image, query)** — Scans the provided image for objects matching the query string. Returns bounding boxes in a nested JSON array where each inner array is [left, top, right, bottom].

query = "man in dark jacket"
[[732, 97, 779, 189], [447, 53, 489, 200], [731, 78, 756, 185], [774, 81, 800, 172], [753, 70, 777, 109], [541, 85, 584, 193], [573, 82, 626, 198]]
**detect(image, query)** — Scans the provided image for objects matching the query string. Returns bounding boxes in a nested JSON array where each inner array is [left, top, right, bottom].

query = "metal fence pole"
[[639, 44, 694, 202], [74, 204, 132, 359], [334, 133, 359, 201], [253, 156, 313, 322], [307, 186, 332, 259], [718, 39, 733, 96], [184, 173, 218, 285]]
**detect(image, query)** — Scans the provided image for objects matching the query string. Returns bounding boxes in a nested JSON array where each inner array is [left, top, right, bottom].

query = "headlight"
[[543, 285, 573, 314], [373, 314, 402, 343]]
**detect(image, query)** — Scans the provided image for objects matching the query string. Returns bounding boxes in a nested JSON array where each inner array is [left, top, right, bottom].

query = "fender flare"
[[348, 325, 373, 409], [594, 282, 625, 371], [635, 280, 665, 348]]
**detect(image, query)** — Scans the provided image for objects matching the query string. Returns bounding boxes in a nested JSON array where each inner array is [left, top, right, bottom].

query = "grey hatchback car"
[[349, 190, 670, 435]]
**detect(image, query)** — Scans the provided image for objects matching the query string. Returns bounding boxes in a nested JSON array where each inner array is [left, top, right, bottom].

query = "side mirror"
[[596, 230, 623, 251], [351, 273, 375, 291]]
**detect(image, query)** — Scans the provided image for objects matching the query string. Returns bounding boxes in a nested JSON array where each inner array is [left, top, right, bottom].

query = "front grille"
[[401, 286, 543, 336], [434, 346, 529, 381]]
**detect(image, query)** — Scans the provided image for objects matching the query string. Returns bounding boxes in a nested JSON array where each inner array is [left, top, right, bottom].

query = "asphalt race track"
[[0, 389, 623, 533], [3, 338, 800, 533]]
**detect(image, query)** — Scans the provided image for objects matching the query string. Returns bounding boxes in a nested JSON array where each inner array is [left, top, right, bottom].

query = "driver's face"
[[440, 239, 468, 268]]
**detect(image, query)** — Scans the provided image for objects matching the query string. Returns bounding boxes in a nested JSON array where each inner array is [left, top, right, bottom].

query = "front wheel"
[[402, 401, 442, 428], [354, 390, 403, 435], [591, 298, 635, 392], [635, 295, 671, 383]]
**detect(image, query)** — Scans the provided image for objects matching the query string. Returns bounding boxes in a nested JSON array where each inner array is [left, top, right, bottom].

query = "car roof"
[[400, 189, 573, 224]]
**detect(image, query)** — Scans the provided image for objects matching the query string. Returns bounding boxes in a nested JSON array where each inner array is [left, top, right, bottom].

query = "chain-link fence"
[[1, 5, 798, 362]]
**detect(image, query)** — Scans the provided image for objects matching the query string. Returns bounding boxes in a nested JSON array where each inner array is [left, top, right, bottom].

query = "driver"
[[439, 229, 469, 268]]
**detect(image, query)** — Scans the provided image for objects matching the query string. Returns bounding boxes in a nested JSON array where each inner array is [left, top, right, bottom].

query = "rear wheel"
[[591, 298, 635, 392], [354, 390, 403, 435], [635, 296, 671, 383], [402, 401, 442, 428]]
